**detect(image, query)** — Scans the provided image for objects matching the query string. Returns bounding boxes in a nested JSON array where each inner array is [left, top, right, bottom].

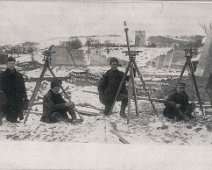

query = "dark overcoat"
[[0, 69, 27, 118], [0, 90, 6, 113], [163, 91, 189, 119], [41, 90, 68, 122], [98, 69, 128, 105]]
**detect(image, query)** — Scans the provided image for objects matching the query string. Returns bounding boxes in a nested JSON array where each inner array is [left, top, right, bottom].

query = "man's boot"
[[119, 102, 127, 118], [103, 104, 112, 116], [68, 108, 77, 121], [18, 112, 24, 121]]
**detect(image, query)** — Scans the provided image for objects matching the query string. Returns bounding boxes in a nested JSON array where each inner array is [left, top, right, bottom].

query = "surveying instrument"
[[109, 21, 157, 124], [23, 47, 83, 124], [178, 48, 204, 115]]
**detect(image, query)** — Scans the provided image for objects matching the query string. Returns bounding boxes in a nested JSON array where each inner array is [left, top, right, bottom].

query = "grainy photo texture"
[[1, 1, 212, 170]]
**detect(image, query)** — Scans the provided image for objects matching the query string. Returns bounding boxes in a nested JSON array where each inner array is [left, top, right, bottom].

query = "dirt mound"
[[16, 61, 43, 71]]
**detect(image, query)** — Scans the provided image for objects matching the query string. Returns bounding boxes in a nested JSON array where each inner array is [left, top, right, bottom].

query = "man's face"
[[111, 61, 118, 71], [176, 85, 185, 93], [7, 61, 15, 70], [51, 86, 60, 94]]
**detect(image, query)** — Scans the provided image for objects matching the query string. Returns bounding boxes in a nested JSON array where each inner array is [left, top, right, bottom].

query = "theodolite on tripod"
[[178, 48, 204, 115], [23, 47, 83, 124], [109, 21, 157, 124]]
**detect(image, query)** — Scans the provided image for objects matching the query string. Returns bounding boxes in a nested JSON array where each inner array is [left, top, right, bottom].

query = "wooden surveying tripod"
[[109, 22, 157, 124], [178, 48, 204, 115], [23, 48, 83, 124]]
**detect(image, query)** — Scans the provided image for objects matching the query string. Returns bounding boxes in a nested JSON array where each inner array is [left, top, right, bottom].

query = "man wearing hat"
[[163, 81, 195, 121], [98, 57, 128, 117], [41, 79, 77, 123], [0, 56, 28, 123]]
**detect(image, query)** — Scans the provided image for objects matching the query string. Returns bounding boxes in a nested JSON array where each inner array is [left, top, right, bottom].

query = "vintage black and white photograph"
[[1, 1, 212, 169]]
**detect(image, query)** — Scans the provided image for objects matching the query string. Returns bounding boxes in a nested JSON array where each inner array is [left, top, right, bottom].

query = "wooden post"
[[127, 64, 133, 124], [168, 46, 175, 72]]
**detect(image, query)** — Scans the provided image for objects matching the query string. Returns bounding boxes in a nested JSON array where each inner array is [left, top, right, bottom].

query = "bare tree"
[[198, 23, 212, 35]]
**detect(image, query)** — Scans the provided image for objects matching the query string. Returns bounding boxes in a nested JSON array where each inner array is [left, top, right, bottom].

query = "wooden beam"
[[110, 130, 130, 144]]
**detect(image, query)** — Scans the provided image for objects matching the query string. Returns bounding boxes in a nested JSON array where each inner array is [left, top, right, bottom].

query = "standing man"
[[163, 81, 195, 121], [0, 56, 28, 123], [98, 57, 128, 118], [41, 79, 77, 123]]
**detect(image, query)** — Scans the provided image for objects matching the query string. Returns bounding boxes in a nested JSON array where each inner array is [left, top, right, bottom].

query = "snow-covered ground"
[[0, 48, 212, 146]]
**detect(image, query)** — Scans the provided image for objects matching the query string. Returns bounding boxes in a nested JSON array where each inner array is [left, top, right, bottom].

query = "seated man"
[[40, 79, 77, 123], [163, 81, 195, 121]]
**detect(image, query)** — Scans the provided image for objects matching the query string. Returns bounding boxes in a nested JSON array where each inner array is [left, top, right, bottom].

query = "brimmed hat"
[[51, 79, 62, 88], [7, 56, 16, 62]]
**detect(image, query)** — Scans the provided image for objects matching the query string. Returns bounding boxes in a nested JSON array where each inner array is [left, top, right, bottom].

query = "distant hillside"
[[148, 35, 204, 48]]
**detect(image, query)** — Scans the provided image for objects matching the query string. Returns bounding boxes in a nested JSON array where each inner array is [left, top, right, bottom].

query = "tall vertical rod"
[[130, 64, 139, 116]]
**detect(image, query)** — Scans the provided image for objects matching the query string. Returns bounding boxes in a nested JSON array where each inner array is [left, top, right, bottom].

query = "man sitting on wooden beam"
[[40, 79, 77, 123], [163, 81, 195, 121]]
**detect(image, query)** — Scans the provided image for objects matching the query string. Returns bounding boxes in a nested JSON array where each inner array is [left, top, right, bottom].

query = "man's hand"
[[65, 101, 75, 108], [176, 104, 181, 108]]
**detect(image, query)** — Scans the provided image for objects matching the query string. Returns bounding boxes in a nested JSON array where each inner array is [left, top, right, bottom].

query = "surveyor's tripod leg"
[[24, 65, 48, 124], [179, 58, 189, 81], [188, 62, 204, 115], [109, 62, 131, 115], [127, 68, 132, 124], [130, 64, 139, 116], [132, 60, 158, 116]]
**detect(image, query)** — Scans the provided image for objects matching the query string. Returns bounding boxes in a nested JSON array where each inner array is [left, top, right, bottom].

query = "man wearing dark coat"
[[98, 57, 128, 117], [0, 57, 28, 123], [163, 81, 194, 121], [40, 79, 77, 123]]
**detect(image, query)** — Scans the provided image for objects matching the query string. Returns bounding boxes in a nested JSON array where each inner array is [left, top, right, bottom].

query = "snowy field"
[[1, 47, 212, 146]]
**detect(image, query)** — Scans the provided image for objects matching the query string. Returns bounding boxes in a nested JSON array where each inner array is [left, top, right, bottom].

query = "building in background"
[[135, 31, 146, 47]]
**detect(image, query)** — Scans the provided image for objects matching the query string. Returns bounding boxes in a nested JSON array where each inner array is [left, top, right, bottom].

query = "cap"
[[7, 56, 16, 62], [51, 79, 62, 89], [109, 57, 119, 65]]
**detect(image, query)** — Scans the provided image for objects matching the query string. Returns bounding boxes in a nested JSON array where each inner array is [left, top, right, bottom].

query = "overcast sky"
[[0, 1, 212, 45]]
